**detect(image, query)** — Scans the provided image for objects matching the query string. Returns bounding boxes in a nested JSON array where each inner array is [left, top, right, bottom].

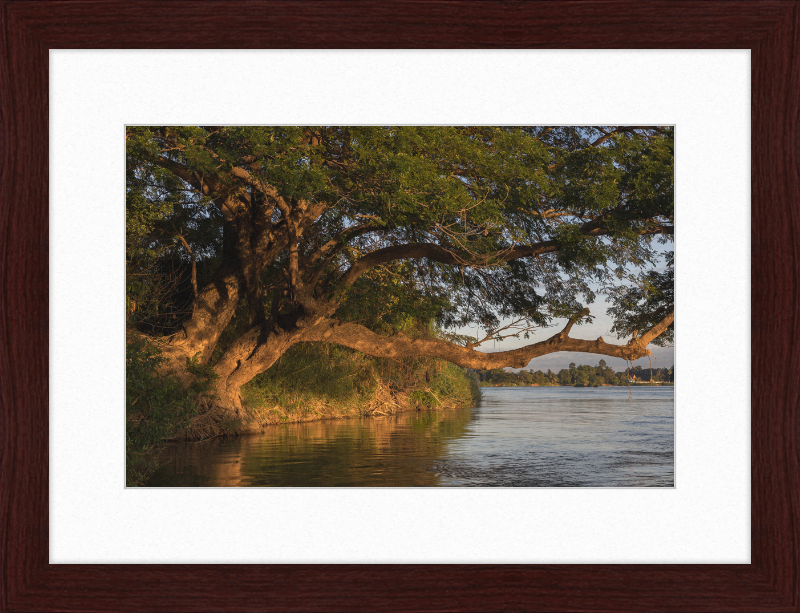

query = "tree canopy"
[[126, 126, 674, 418]]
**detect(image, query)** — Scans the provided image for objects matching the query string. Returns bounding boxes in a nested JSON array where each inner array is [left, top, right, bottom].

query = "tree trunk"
[[177, 325, 304, 433], [149, 261, 242, 383]]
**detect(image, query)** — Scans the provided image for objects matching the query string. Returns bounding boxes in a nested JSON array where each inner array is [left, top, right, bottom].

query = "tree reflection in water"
[[147, 387, 674, 487], [147, 408, 475, 487]]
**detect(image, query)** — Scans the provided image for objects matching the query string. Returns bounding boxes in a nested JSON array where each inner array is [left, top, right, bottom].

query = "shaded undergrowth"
[[125, 337, 218, 486]]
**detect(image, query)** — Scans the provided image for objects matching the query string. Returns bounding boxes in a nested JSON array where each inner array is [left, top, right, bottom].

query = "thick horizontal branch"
[[337, 241, 558, 287], [153, 156, 200, 190], [337, 219, 672, 289], [307, 309, 673, 370]]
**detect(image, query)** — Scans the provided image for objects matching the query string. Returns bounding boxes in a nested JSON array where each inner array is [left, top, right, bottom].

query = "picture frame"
[[1, 1, 797, 611]]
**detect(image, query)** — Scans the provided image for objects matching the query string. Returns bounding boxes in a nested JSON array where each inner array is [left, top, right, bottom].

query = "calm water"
[[146, 386, 674, 487]]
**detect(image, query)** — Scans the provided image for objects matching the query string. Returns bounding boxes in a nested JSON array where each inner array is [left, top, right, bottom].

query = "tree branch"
[[638, 310, 675, 346], [336, 218, 672, 291], [306, 308, 673, 370], [337, 241, 559, 289], [176, 234, 197, 299], [153, 156, 201, 190], [306, 222, 385, 269]]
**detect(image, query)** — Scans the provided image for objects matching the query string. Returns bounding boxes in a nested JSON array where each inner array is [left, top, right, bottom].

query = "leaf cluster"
[[125, 126, 674, 343]]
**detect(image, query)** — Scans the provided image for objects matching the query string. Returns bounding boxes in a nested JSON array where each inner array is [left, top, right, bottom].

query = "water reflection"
[[147, 408, 473, 487], [147, 387, 674, 487]]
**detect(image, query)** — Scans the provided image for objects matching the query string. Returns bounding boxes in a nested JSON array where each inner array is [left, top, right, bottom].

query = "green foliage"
[[608, 251, 674, 346], [126, 126, 674, 345], [126, 338, 209, 486], [334, 261, 450, 331], [242, 343, 377, 414], [477, 361, 673, 387], [185, 352, 220, 394], [240, 335, 480, 423], [429, 361, 482, 407], [408, 390, 437, 408]]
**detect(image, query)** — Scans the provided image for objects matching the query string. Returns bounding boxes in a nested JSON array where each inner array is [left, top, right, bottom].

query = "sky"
[[443, 215, 674, 372], [458, 242, 675, 373], [462, 293, 673, 373]]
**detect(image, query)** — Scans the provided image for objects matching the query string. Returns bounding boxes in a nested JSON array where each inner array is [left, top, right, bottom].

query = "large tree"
[[126, 126, 674, 420]]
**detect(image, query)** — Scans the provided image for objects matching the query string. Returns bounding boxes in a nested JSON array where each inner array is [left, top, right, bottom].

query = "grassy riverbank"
[[126, 337, 481, 486], [240, 342, 481, 428]]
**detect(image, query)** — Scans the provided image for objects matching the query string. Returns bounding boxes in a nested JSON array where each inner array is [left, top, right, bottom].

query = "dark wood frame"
[[1, 1, 798, 611]]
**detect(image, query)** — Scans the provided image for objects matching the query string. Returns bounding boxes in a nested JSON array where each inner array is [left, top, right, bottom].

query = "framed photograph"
[[2, 1, 798, 611]]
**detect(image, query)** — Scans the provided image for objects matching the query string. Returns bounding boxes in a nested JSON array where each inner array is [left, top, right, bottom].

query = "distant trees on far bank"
[[476, 360, 674, 387]]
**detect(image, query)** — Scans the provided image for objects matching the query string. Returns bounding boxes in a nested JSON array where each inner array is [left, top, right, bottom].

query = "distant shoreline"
[[480, 383, 674, 388]]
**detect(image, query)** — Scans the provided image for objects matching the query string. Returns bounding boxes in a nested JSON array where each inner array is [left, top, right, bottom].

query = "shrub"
[[126, 337, 202, 486]]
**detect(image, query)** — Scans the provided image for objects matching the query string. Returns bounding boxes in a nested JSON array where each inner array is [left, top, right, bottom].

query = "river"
[[146, 386, 674, 487]]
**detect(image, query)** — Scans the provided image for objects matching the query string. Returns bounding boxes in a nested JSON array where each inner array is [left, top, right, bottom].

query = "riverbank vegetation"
[[126, 336, 217, 486], [476, 361, 674, 387], [126, 327, 480, 486], [241, 341, 481, 427], [126, 126, 673, 474]]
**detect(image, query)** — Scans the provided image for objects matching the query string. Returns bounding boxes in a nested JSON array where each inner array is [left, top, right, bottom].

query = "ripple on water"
[[146, 386, 674, 487]]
